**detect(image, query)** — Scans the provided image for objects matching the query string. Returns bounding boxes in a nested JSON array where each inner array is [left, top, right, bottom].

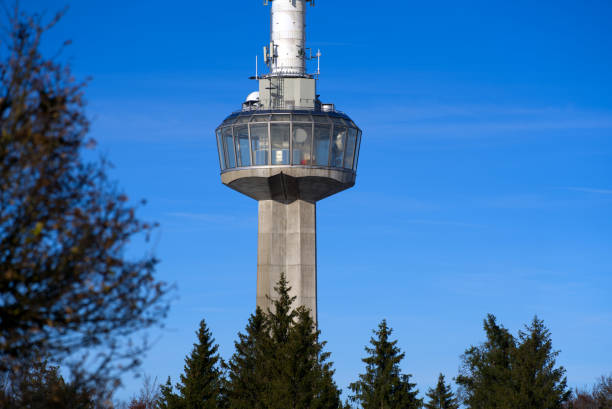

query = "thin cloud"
[[402, 219, 484, 228], [353, 103, 612, 138], [165, 212, 242, 224], [564, 187, 612, 195]]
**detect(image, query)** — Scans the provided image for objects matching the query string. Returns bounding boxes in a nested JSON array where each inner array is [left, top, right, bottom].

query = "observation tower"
[[215, 0, 362, 322]]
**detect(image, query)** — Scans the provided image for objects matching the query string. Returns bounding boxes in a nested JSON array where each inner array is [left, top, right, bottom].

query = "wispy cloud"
[[353, 103, 612, 138], [402, 219, 483, 228], [165, 212, 249, 224], [564, 187, 612, 195]]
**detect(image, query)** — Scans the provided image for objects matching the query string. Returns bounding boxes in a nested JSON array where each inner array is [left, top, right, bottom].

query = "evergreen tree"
[[225, 273, 344, 409], [513, 316, 570, 409], [157, 377, 184, 409], [457, 314, 570, 409], [157, 320, 224, 409], [224, 309, 268, 409], [424, 374, 458, 409], [285, 306, 344, 409], [349, 319, 421, 409], [456, 314, 515, 409]]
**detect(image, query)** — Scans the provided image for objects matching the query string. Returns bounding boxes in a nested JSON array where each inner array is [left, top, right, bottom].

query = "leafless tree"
[[0, 5, 169, 398]]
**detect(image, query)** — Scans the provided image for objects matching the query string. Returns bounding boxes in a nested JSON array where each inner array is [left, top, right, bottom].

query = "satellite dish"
[[245, 91, 260, 103], [294, 127, 308, 143]]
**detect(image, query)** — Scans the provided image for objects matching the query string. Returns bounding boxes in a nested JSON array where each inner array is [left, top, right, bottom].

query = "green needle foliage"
[[225, 273, 344, 409], [224, 309, 267, 409], [513, 317, 571, 409], [157, 320, 224, 409], [456, 314, 515, 409], [424, 374, 458, 409], [158, 377, 183, 409], [456, 314, 570, 409], [349, 319, 421, 409]]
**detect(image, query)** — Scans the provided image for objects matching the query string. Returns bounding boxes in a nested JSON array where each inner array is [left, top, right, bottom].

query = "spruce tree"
[[286, 306, 343, 409], [157, 377, 184, 409], [224, 308, 268, 409], [456, 314, 515, 409], [457, 314, 571, 409], [157, 319, 224, 409], [512, 316, 570, 409], [424, 374, 458, 409], [225, 273, 344, 409], [349, 319, 421, 409]]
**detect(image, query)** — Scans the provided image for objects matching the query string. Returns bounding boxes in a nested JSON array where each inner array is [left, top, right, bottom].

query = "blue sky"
[[24, 0, 612, 401]]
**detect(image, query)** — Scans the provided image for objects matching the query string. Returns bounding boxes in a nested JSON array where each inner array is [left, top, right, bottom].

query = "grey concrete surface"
[[222, 167, 355, 203], [257, 199, 317, 322]]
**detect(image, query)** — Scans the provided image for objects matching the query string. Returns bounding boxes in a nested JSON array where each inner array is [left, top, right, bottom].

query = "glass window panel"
[[216, 129, 225, 170], [313, 115, 331, 124], [353, 130, 362, 171], [250, 123, 269, 165], [251, 115, 271, 122], [235, 115, 250, 124], [313, 125, 331, 166], [331, 126, 346, 168], [234, 125, 250, 167], [292, 114, 312, 122], [343, 127, 357, 169], [292, 123, 313, 165], [332, 117, 347, 127], [270, 123, 290, 165], [271, 114, 291, 122], [222, 127, 236, 168]]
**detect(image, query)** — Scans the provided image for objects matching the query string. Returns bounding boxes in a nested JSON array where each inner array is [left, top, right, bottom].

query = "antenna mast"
[[264, 0, 315, 77]]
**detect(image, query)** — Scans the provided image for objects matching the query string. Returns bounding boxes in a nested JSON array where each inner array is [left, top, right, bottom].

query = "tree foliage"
[[224, 308, 267, 409], [124, 376, 160, 409], [563, 375, 612, 409], [0, 357, 97, 409], [225, 273, 344, 409], [0, 6, 168, 387], [457, 314, 570, 409], [156, 319, 224, 409], [349, 319, 421, 409], [424, 374, 458, 409]]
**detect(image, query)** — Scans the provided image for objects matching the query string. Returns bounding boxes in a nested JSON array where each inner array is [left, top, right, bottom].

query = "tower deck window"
[[222, 127, 236, 169], [216, 111, 360, 172], [270, 123, 290, 165], [314, 124, 331, 166], [235, 125, 250, 167], [292, 123, 313, 165], [250, 123, 269, 166]]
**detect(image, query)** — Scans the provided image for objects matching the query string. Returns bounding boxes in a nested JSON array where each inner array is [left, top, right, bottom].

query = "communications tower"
[[215, 0, 362, 322]]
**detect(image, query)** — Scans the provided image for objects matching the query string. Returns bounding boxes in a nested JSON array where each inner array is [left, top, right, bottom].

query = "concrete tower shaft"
[[215, 1, 361, 326], [268, 0, 310, 77]]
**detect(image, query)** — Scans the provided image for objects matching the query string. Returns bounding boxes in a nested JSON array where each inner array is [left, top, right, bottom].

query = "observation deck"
[[216, 109, 362, 203]]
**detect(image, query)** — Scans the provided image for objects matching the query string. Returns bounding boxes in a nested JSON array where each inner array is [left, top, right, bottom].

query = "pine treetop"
[[457, 314, 570, 409], [226, 273, 343, 409], [424, 373, 458, 409], [349, 319, 421, 409], [157, 319, 224, 409]]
